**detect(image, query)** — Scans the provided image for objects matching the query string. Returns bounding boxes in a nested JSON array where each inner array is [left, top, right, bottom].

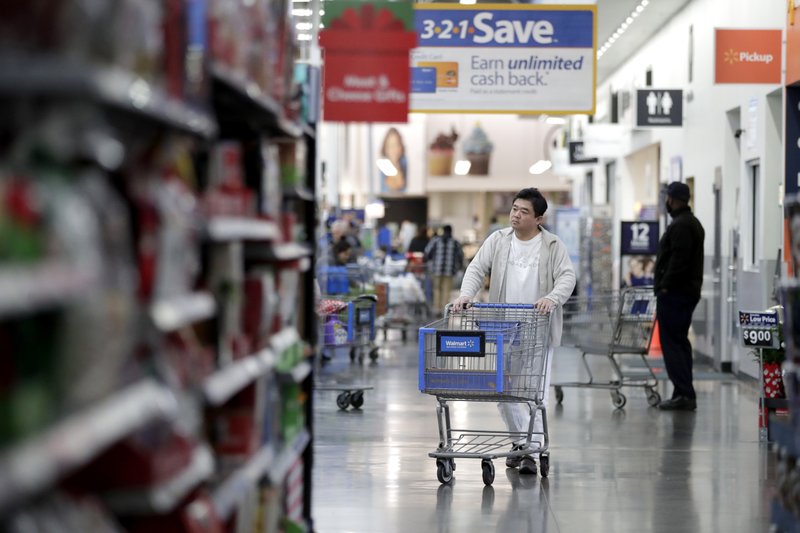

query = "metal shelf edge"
[[211, 444, 277, 521], [203, 349, 276, 406], [268, 430, 311, 484], [150, 292, 216, 332], [0, 380, 178, 513], [0, 262, 100, 319], [103, 445, 214, 515], [207, 217, 281, 242]]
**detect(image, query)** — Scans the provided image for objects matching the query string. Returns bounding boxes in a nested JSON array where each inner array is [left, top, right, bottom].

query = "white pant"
[[497, 346, 554, 454]]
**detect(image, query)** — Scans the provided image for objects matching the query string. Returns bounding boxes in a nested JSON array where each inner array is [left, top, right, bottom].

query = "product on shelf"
[[276, 139, 306, 189], [427, 128, 458, 177], [242, 269, 279, 351], [259, 142, 282, 219], [2, 492, 125, 533], [204, 142, 256, 217], [463, 123, 494, 176]]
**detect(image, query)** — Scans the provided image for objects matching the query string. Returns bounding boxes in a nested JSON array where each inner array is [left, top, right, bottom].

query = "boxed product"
[[276, 140, 306, 188], [242, 270, 279, 351], [204, 142, 256, 217], [208, 242, 247, 364]]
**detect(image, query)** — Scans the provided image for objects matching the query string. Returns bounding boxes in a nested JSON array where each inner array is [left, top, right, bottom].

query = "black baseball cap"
[[667, 181, 690, 201]]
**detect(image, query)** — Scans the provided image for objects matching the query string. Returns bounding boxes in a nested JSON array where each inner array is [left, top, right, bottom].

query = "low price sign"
[[410, 4, 596, 114], [739, 310, 779, 348]]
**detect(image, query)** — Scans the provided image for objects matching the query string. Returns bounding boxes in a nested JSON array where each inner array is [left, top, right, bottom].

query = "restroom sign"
[[636, 89, 683, 127]]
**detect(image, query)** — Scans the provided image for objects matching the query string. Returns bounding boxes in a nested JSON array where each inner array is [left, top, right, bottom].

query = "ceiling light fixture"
[[529, 160, 552, 175], [376, 158, 398, 177], [454, 160, 472, 175], [598, 0, 649, 61]]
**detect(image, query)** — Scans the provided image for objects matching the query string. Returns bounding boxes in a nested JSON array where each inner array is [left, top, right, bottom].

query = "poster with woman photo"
[[372, 117, 425, 195]]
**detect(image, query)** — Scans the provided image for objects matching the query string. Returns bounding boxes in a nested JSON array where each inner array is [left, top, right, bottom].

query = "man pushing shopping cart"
[[419, 188, 575, 484]]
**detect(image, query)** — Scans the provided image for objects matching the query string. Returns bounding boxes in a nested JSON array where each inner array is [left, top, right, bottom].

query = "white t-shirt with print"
[[504, 233, 542, 304]]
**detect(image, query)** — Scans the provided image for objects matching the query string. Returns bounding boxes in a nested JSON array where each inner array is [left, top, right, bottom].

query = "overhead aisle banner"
[[410, 4, 596, 114]]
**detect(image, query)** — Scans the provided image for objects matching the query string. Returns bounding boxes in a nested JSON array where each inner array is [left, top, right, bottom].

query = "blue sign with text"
[[436, 331, 485, 357], [620, 221, 659, 255], [414, 8, 594, 48]]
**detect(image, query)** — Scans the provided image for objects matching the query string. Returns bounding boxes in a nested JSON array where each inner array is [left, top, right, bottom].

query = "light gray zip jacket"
[[459, 227, 576, 346]]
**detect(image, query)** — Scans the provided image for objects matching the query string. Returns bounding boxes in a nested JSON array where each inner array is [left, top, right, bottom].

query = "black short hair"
[[513, 188, 548, 217], [443, 225, 453, 236], [333, 239, 352, 255]]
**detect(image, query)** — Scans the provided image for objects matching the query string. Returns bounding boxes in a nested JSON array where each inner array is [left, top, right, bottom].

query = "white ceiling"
[[297, 0, 695, 85]]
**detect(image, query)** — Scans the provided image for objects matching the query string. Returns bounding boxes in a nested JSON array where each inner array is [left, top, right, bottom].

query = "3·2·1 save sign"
[[410, 4, 597, 114], [319, 1, 417, 123]]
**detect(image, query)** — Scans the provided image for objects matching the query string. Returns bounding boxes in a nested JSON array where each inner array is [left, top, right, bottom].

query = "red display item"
[[280, 212, 296, 243], [125, 491, 224, 533], [207, 408, 261, 457], [164, 0, 186, 99], [318, 4, 417, 123]]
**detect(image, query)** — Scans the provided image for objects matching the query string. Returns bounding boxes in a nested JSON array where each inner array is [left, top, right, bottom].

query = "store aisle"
[[313, 338, 774, 533]]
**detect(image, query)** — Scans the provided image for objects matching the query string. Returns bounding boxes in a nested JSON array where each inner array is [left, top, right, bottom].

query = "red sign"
[[788, 7, 800, 85], [715, 29, 782, 84], [319, 4, 417, 123]]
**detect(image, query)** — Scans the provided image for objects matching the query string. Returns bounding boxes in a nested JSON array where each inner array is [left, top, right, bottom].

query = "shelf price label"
[[739, 310, 779, 348]]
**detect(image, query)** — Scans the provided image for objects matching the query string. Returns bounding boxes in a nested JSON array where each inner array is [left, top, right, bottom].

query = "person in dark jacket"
[[424, 225, 464, 314], [654, 181, 705, 411]]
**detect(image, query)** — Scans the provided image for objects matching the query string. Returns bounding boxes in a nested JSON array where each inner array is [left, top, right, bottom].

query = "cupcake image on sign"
[[464, 123, 493, 176], [428, 128, 458, 176]]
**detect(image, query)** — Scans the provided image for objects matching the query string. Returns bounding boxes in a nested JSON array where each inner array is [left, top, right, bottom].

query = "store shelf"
[[0, 56, 217, 138], [277, 361, 312, 385], [267, 430, 311, 485], [207, 217, 281, 242], [271, 327, 301, 356], [211, 429, 310, 521], [0, 261, 99, 319], [283, 185, 315, 202], [0, 379, 178, 514], [302, 123, 316, 140], [150, 292, 216, 332], [210, 63, 302, 138], [203, 349, 277, 407], [103, 445, 214, 515]]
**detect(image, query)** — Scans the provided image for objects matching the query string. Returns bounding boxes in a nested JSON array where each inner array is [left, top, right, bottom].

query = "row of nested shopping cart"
[[417, 287, 659, 486], [314, 257, 437, 410]]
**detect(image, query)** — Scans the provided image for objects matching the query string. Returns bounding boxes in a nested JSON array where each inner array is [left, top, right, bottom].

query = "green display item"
[[322, 0, 414, 31], [0, 220, 44, 261]]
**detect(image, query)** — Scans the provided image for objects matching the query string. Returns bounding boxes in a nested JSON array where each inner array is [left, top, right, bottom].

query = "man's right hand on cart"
[[451, 295, 472, 313]]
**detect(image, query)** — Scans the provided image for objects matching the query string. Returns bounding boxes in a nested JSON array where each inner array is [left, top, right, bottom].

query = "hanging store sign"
[[319, 2, 417, 123], [715, 29, 782, 84], [635, 89, 683, 127], [568, 141, 598, 164], [409, 5, 597, 115]]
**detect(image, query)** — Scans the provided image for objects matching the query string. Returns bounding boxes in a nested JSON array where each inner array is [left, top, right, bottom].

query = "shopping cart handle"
[[355, 294, 378, 303], [471, 303, 535, 309]]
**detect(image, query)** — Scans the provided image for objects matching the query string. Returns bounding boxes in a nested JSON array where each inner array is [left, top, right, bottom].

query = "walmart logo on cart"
[[440, 335, 482, 354]]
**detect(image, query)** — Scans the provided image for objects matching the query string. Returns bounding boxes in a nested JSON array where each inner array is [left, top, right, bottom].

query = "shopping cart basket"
[[418, 303, 552, 485], [317, 264, 371, 296], [554, 286, 659, 409], [316, 294, 378, 409]]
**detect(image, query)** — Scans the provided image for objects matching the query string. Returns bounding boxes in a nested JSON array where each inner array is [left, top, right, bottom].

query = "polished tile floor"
[[312, 337, 775, 533]]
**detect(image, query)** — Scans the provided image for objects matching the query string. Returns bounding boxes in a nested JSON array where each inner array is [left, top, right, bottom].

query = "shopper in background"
[[486, 216, 503, 238], [654, 181, 705, 411], [425, 225, 464, 315], [408, 226, 430, 254], [452, 188, 576, 475]]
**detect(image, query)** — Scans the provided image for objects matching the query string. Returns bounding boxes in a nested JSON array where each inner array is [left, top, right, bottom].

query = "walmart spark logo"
[[724, 48, 740, 65]]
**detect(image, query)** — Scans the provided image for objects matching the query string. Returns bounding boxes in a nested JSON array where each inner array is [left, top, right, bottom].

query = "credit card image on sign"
[[418, 61, 459, 88]]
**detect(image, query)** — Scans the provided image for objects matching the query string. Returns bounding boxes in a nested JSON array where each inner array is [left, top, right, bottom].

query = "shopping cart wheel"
[[611, 391, 627, 409], [481, 460, 495, 486], [436, 459, 454, 484], [646, 389, 661, 407], [539, 454, 550, 478], [336, 392, 351, 410], [350, 391, 364, 409], [554, 386, 564, 404], [369, 347, 379, 362]]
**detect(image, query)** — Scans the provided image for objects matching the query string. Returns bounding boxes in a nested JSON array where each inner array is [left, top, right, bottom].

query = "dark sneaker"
[[505, 444, 526, 468], [519, 456, 538, 475], [658, 396, 697, 411]]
